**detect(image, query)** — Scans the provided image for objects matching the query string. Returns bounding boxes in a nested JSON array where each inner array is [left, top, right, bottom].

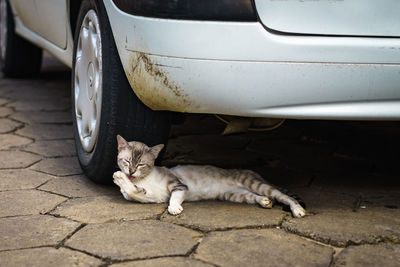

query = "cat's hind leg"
[[219, 190, 273, 208], [237, 173, 306, 218], [260, 184, 305, 218], [257, 196, 274, 209]]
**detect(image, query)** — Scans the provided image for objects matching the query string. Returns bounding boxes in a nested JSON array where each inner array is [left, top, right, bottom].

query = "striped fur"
[[114, 136, 306, 218]]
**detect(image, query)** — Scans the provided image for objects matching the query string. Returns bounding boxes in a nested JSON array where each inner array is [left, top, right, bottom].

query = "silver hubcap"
[[74, 10, 102, 153], [0, 0, 7, 61]]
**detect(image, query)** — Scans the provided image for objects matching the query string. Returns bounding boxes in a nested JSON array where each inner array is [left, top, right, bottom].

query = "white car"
[[1, 0, 399, 183]]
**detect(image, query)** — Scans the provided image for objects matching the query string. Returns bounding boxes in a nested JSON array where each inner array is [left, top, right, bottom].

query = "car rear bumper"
[[112, 51, 400, 120], [103, 0, 400, 120]]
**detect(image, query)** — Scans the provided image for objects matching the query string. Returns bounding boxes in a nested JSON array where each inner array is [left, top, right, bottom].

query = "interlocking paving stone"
[[333, 243, 400, 267], [310, 173, 400, 200], [163, 134, 261, 168], [290, 187, 357, 211], [300, 183, 400, 215], [0, 169, 54, 191], [7, 99, 70, 111], [51, 195, 165, 223], [247, 139, 345, 177], [39, 175, 117, 198], [0, 189, 66, 217], [30, 157, 82, 176], [0, 215, 81, 251], [282, 209, 400, 247], [0, 247, 103, 267], [4, 92, 59, 102], [24, 139, 76, 157], [161, 201, 286, 231], [278, 187, 400, 247], [11, 111, 72, 124], [0, 150, 41, 169], [195, 229, 333, 267], [3, 86, 67, 101], [0, 97, 9, 105], [0, 118, 22, 133], [16, 124, 73, 140], [359, 191, 400, 216], [0, 106, 13, 117], [0, 80, 39, 88], [111, 257, 213, 267], [280, 187, 400, 247], [42, 80, 71, 91], [0, 134, 32, 149], [66, 220, 201, 260]]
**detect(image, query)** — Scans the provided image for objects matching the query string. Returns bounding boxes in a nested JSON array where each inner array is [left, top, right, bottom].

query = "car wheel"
[[0, 0, 42, 77], [72, 0, 171, 184]]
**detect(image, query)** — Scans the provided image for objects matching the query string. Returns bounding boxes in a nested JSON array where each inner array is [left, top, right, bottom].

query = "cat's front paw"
[[113, 171, 134, 196], [168, 204, 183, 215], [113, 171, 127, 184], [291, 204, 306, 218]]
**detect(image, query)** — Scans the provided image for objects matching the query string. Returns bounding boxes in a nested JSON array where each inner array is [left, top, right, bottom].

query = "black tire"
[[72, 0, 171, 184], [0, 0, 42, 77]]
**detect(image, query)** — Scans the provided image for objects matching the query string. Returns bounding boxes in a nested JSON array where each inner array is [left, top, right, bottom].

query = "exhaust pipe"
[[215, 115, 285, 135]]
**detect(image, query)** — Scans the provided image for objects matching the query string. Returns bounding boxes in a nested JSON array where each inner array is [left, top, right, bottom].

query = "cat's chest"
[[134, 177, 169, 203]]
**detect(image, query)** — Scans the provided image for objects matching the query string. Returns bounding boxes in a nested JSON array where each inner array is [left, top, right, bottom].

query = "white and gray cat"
[[113, 135, 306, 218]]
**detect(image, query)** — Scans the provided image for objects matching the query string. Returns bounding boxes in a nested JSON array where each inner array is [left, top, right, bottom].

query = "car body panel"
[[32, 0, 69, 49], [10, 0, 37, 33], [104, 1, 400, 64], [10, 0, 68, 48], [103, 0, 400, 119], [6, 0, 400, 120], [254, 0, 400, 37], [105, 48, 400, 119], [8, 0, 73, 67]]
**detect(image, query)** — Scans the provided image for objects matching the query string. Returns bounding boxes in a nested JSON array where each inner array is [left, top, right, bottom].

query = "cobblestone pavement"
[[0, 56, 399, 267]]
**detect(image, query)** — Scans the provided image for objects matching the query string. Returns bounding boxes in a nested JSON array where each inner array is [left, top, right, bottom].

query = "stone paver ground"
[[0, 55, 399, 266]]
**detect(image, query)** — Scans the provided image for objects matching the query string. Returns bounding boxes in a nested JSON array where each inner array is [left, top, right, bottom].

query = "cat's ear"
[[116, 135, 129, 151], [149, 144, 164, 158]]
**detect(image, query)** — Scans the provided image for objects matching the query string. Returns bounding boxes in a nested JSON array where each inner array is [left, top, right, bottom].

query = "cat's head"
[[116, 135, 164, 180]]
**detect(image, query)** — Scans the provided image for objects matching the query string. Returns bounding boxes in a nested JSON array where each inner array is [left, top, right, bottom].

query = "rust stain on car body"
[[126, 52, 192, 112]]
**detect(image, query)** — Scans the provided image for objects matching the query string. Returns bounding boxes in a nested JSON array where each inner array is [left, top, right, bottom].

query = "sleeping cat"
[[113, 135, 306, 218]]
